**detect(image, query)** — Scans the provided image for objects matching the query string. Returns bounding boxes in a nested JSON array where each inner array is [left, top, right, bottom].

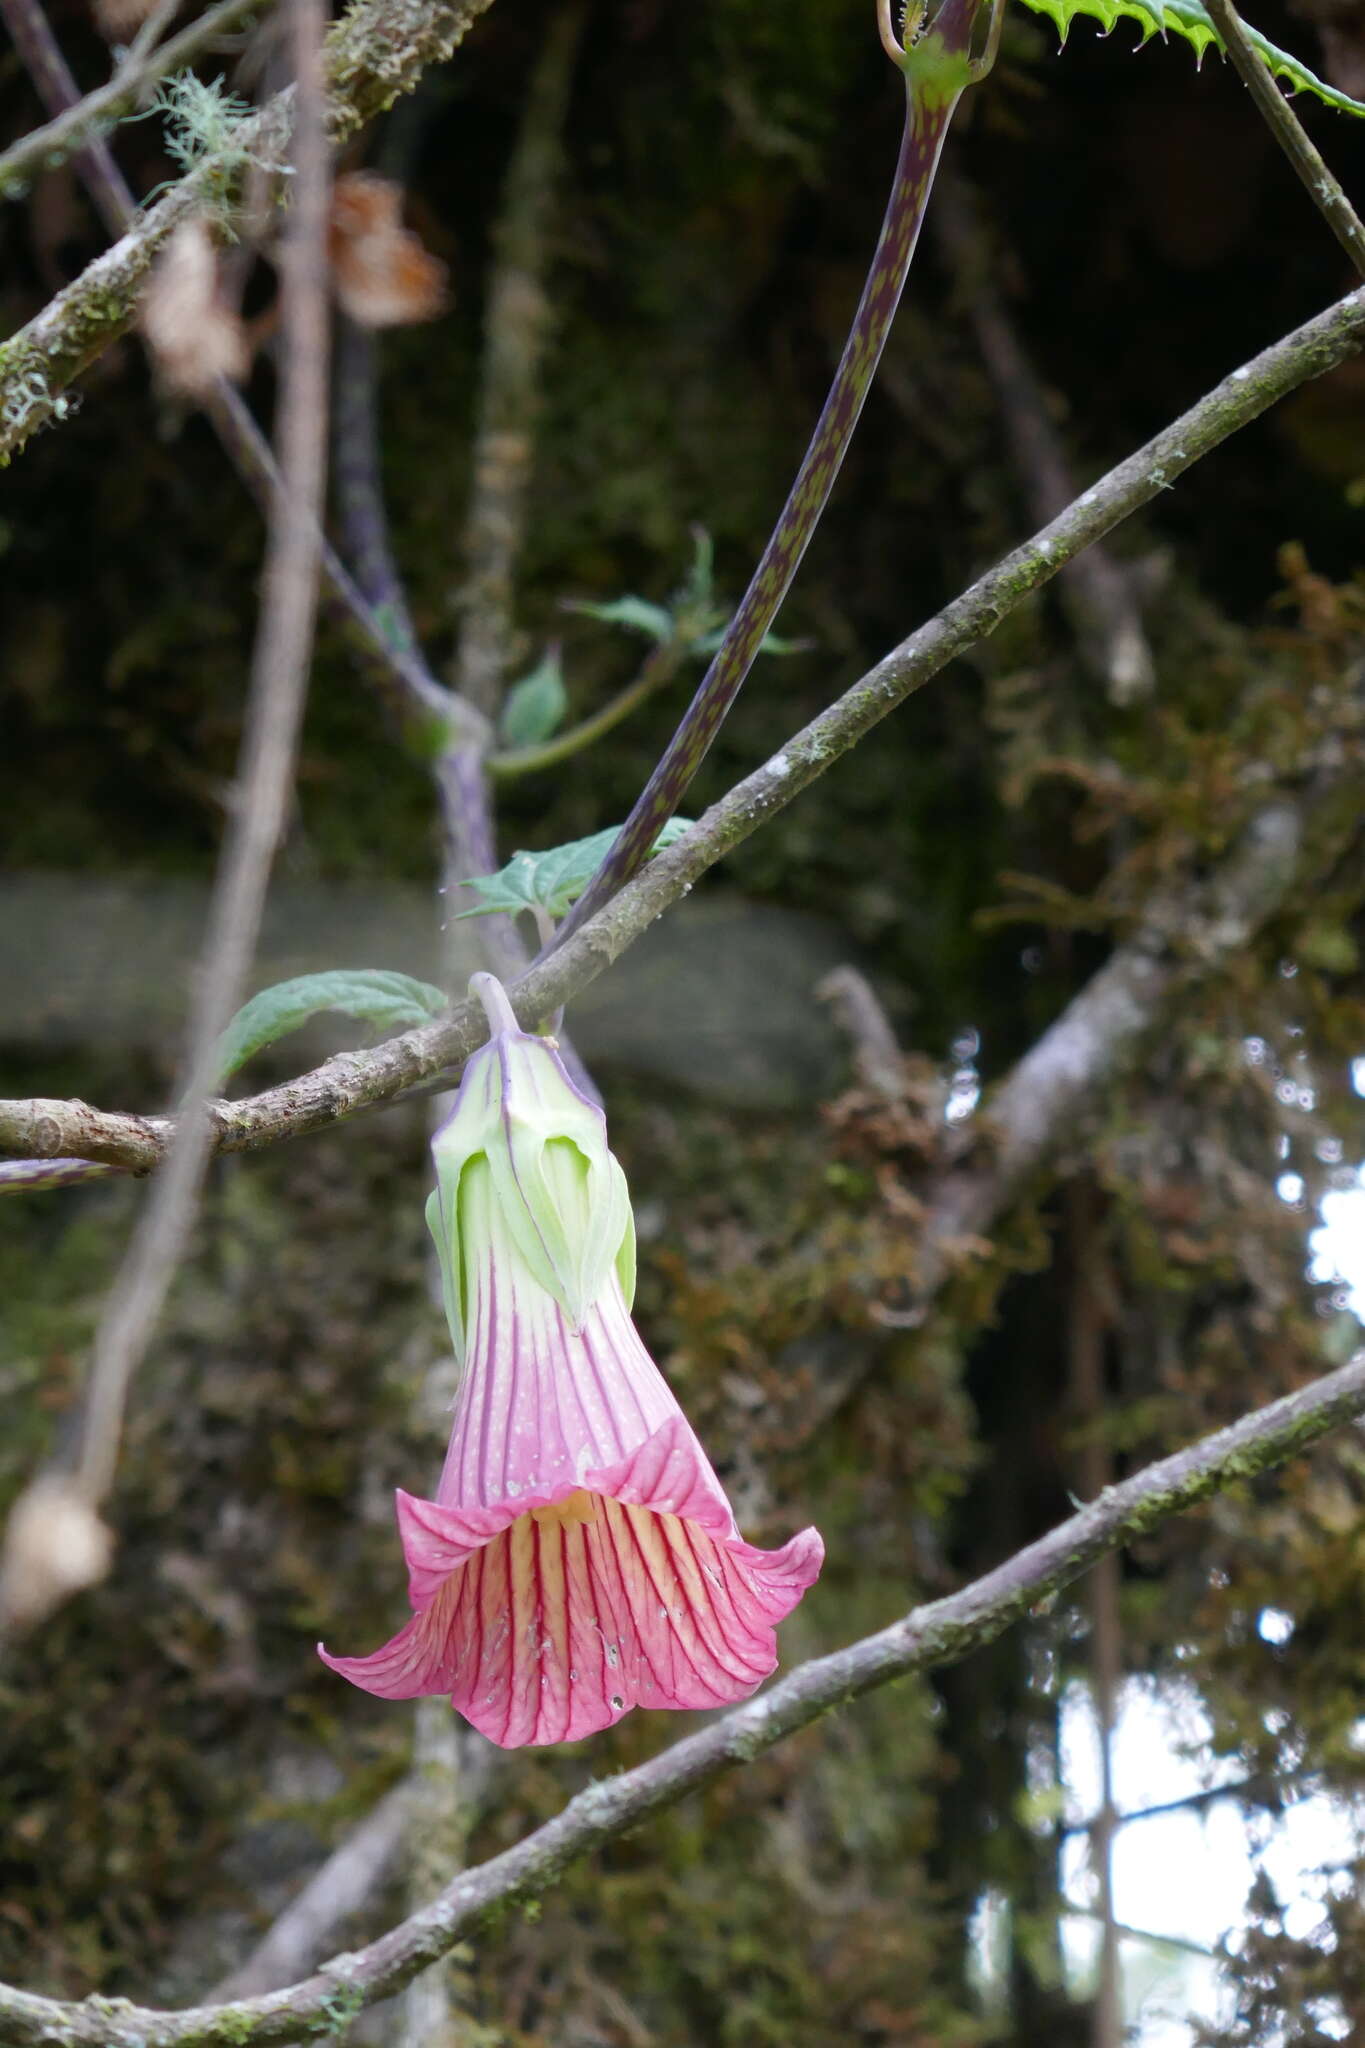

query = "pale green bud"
[[426, 975, 636, 1361]]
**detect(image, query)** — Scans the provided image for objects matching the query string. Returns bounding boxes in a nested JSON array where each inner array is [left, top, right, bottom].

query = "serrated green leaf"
[[215, 970, 448, 1080], [458, 819, 694, 921], [1017, 0, 1365, 117], [499, 647, 568, 750], [566, 595, 676, 641]]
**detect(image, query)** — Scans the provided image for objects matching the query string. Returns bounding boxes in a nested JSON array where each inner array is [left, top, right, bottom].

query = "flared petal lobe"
[[321, 1480, 822, 1747], [320, 1009, 822, 1746]]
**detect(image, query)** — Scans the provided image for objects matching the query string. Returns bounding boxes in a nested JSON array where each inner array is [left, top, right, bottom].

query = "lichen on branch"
[[0, 0, 496, 463]]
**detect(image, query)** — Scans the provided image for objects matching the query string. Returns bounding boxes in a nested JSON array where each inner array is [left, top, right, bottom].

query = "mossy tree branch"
[[0, 0, 497, 463], [0, 0, 267, 202], [4, 277, 1365, 1182], [2, 1347, 1363, 2043]]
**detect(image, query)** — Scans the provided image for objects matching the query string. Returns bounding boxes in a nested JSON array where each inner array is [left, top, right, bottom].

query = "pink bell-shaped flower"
[[321, 975, 823, 1748]]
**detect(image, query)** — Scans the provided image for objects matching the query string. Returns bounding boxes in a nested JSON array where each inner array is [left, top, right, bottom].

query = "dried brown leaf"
[[141, 218, 250, 396], [328, 171, 447, 329]]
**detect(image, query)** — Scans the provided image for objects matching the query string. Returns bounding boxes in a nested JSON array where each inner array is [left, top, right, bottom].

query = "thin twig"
[[115, 0, 190, 75], [0, 0, 499, 460], [6, 278, 1365, 1181], [0, 0, 266, 203], [206, 378, 466, 742], [0, 0, 471, 755], [212, 1786, 410, 1999], [3, 1347, 1364, 2044], [0, 0, 137, 231], [1060, 1906, 1216, 1961], [930, 164, 1154, 702], [1060, 1772, 1276, 1837], [331, 315, 419, 650], [1202, 0, 1365, 281], [486, 637, 690, 780], [70, 0, 329, 1516]]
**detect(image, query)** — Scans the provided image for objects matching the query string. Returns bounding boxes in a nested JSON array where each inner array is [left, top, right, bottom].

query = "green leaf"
[[681, 528, 716, 611], [214, 970, 448, 1080], [565, 595, 675, 641], [1016, 0, 1365, 117], [498, 647, 568, 750], [458, 819, 694, 921]]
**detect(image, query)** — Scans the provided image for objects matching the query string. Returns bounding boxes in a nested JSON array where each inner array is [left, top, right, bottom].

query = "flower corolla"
[[320, 975, 823, 1747]]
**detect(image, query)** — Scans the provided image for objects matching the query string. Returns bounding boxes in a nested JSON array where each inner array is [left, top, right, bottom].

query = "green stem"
[[487, 637, 689, 780], [550, 0, 991, 951]]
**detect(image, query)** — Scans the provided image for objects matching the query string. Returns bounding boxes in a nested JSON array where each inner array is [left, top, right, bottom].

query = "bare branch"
[[331, 316, 421, 649], [1203, 0, 1365, 280], [0, 0, 332, 1628], [919, 799, 1315, 1277], [4, 279, 1365, 1182], [211, 1787, 410, 1999], [2, 1348, 1363, 2043], [931, 163, 1154, 703], [0, 1098, 170, 1171], [0, 0, 468, 756], [0, 0, 149, 240], [206, 378, 467, 742], [816, 965, 906, 1099]]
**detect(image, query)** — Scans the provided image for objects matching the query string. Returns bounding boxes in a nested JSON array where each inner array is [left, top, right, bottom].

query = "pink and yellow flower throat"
[[320, 975, 823, 1748]]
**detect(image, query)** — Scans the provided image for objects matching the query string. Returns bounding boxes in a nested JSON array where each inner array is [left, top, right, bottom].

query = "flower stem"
[[549, 0, 994, 953], [469, 972, 519, 1039]]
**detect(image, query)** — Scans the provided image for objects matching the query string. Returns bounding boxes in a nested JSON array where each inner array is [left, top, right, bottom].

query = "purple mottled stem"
[[332, 314, 420, 654], [0, 1157, 118, 1191], [551, 61, 965, 950]]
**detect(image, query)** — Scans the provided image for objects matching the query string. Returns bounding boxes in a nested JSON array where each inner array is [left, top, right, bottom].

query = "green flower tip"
[[427, 977, 636, 1360]]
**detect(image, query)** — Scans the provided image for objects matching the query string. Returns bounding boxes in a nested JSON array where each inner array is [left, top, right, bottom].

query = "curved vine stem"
[[487, 636, 690, 779], [549, 0, 1000, 953]]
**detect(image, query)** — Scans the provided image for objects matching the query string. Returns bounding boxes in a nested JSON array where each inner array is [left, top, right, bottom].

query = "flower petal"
[[322, 1491, 821, 1748], [397, 1411, 823, 1614]]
